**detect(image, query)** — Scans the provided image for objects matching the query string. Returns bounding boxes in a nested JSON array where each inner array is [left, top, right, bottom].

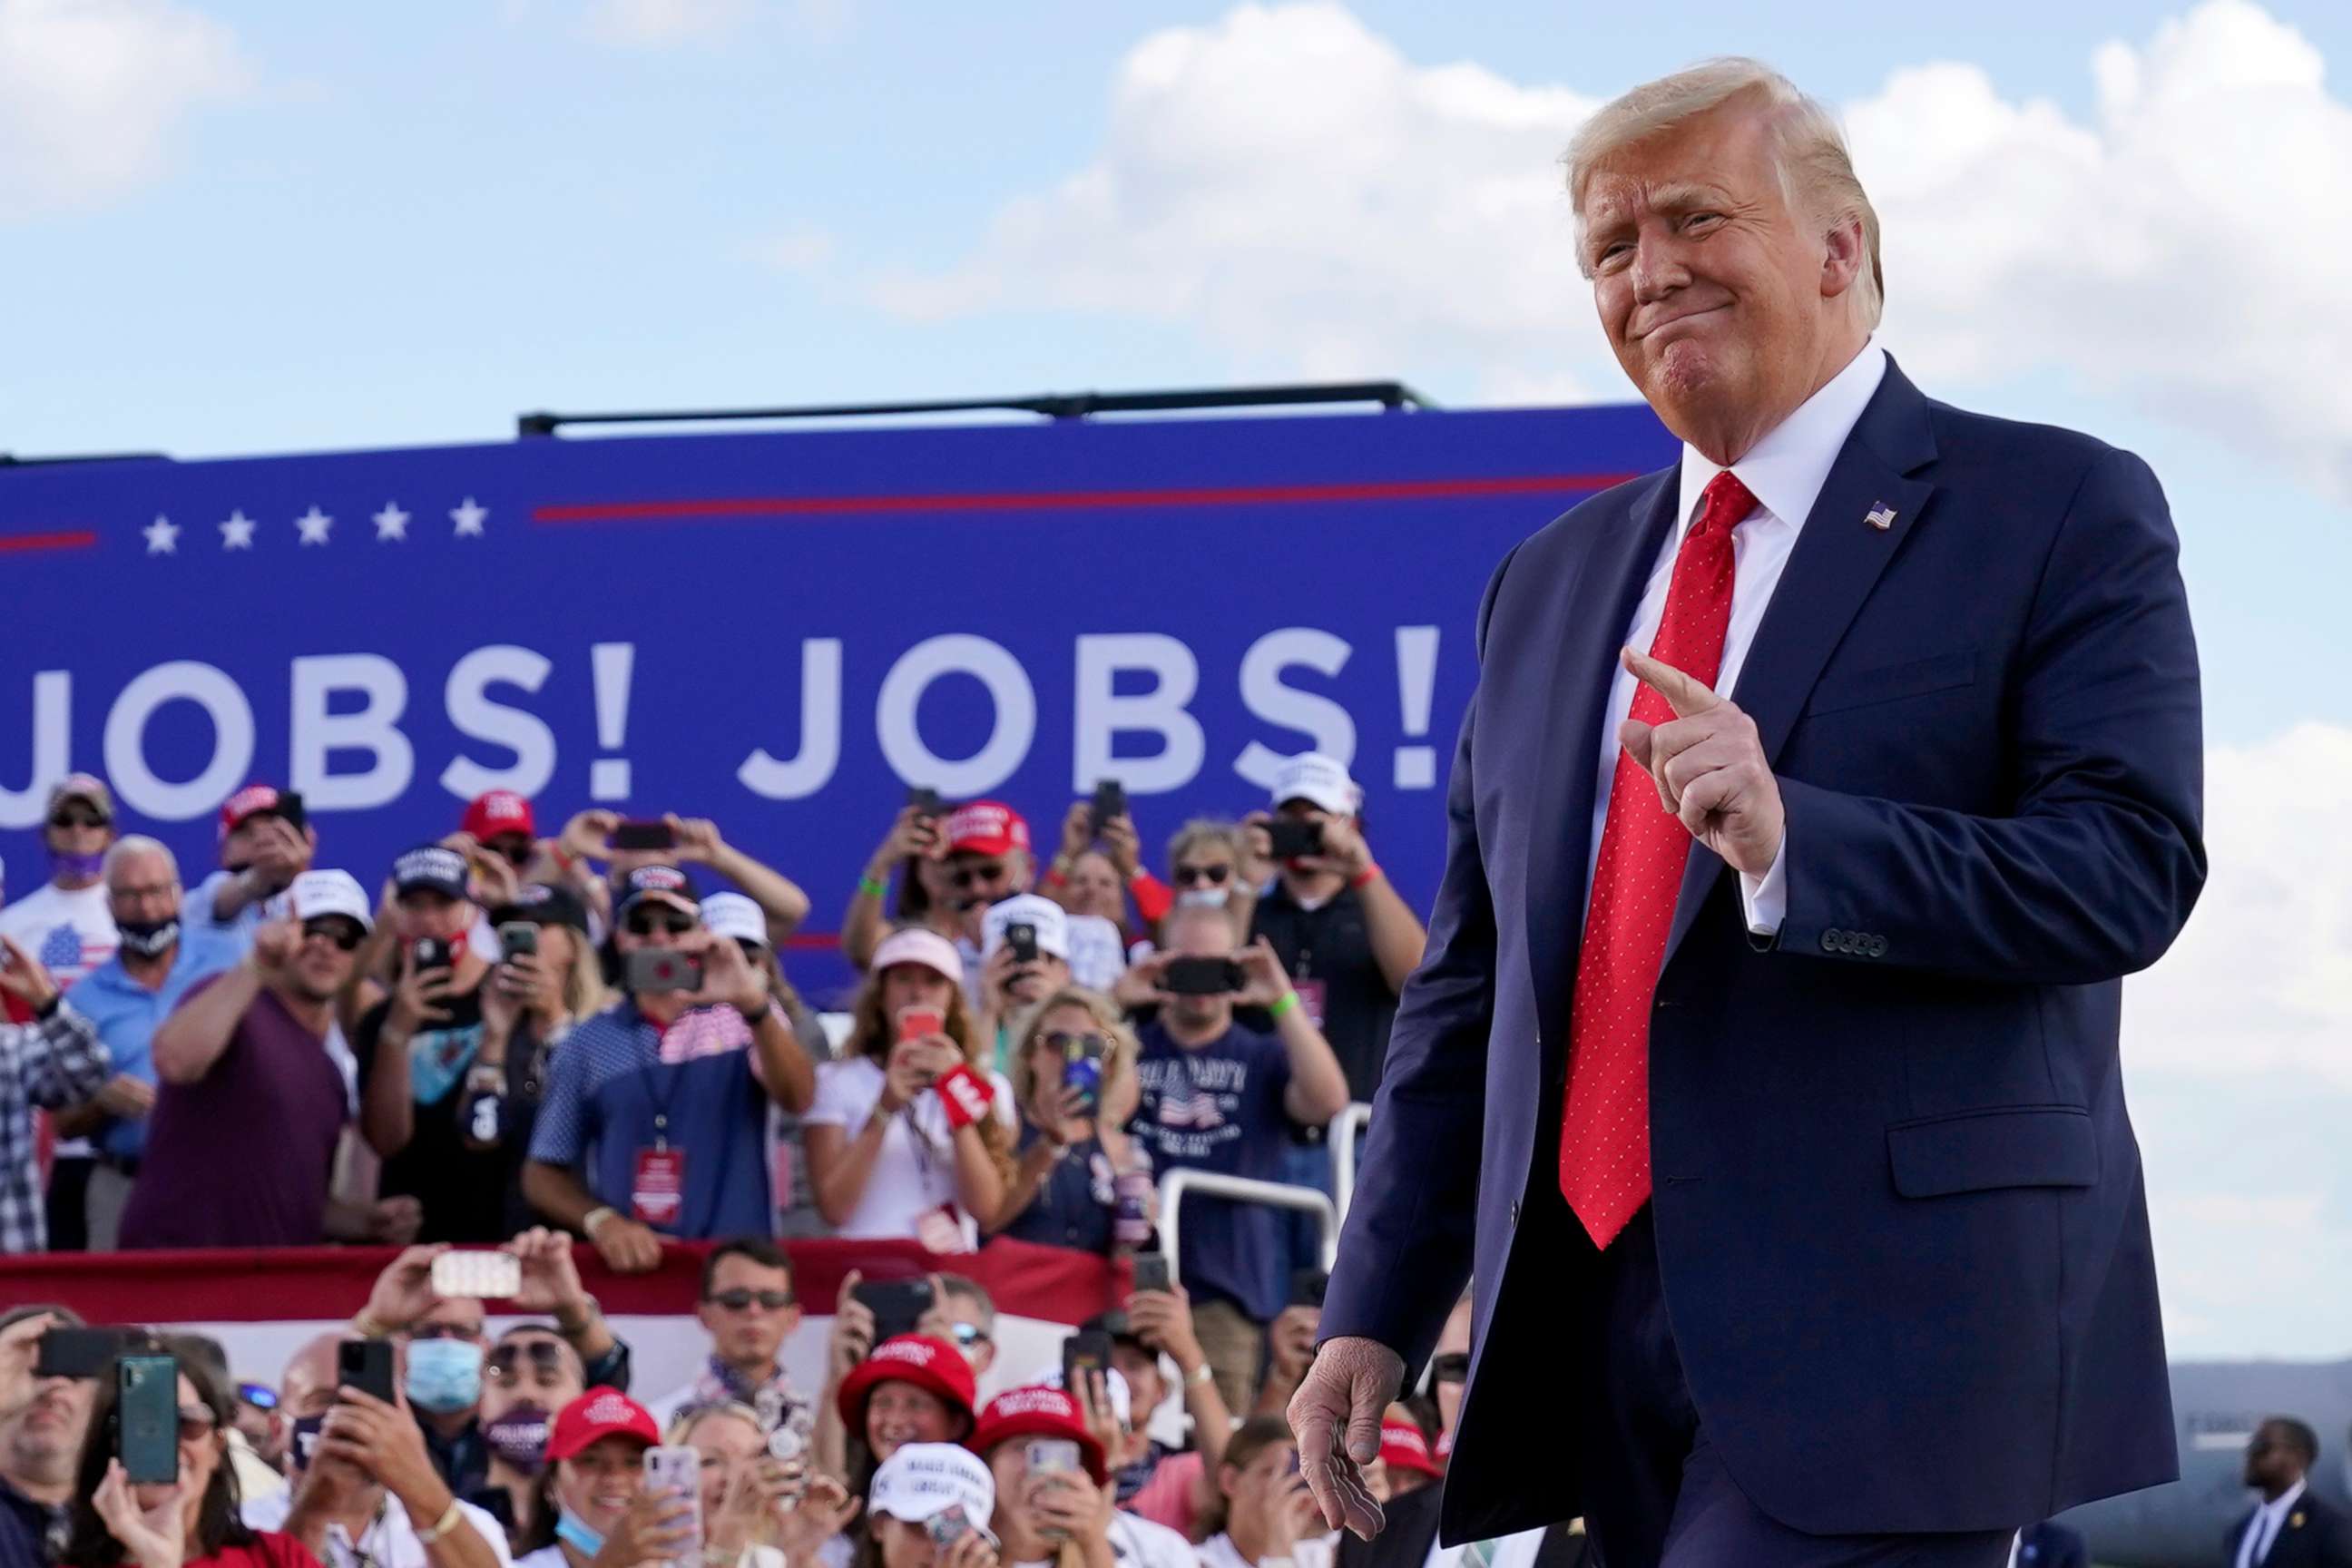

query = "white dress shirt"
[[1585, 339, 1888, 936], [243, 1490, 514, 1568], [2238, 1477, 2308, 1568]]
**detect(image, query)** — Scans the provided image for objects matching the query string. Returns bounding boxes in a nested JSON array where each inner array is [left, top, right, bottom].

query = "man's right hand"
[[1289, 1334, 1403, 1541], [0, 1311, 57, 1420], [361, 1244, 447, 1332], [250, 918, 302, 977], [588, 1212, 664, 1273]]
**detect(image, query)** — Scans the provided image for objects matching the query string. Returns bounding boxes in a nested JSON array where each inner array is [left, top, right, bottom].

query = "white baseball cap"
[[868, 1442, 995, 1525], [982, 894, 1070, 962], [700, 891, 769, 948], [1270, 752, 1359, 816], [288, 869, 372, 931]]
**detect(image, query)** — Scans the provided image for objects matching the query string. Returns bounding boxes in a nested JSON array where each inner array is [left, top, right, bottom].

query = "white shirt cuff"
[[1740, 835, 1788, 936]]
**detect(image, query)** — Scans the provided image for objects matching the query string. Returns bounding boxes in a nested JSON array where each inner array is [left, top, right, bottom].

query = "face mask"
[[555, 1508, 606, 1558], [404, 1338, 484, 1414], [51, 849, 104, 882], [289, 1415, 327, 1473], [483, 1405, 552, 1473], [115, 917, 180, 958], [1175, 887, 1231, 909]]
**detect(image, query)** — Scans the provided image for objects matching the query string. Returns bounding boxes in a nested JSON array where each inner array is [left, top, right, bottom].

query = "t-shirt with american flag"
[[0, 881, 118, 993]]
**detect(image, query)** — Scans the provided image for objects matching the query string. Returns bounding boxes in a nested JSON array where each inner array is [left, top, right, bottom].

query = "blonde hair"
[[1563, 57, 1883, 328], [1008, 988, 1139, 1115], [1166, 818, 1243, 870]]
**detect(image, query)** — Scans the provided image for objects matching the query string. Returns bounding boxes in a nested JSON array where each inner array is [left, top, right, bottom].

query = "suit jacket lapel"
[[1525, 466, 1680, 1053], [1658, 358, 1942, 968]]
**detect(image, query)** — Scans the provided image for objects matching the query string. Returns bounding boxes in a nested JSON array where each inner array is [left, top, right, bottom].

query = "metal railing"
[[1159, 1170, 1340, 1276], [1329, 1102, 1374, 1225]]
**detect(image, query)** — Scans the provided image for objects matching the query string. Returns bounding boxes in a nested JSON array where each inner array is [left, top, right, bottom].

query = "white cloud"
[[881, 0, 2352, 489], [0, 0, 247, 218], [2127, 721, 2352, 1087]]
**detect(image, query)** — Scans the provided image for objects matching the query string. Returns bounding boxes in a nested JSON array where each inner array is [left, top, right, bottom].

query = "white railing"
[[1158, 1169, 1340, 1276], [1328, 1102, 1373, 1224]]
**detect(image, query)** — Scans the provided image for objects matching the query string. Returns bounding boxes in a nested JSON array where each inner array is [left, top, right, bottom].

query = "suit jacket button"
[[1819, 927, 1842, 953], [1509, 1199, 1522, 1228]]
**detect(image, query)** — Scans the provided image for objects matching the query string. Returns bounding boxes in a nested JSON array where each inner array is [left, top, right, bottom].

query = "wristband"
[[741, 1002, 773, 1026], [1267, 991, 1301, 1021], [1044, 863, 1070, 887], [349, 1311, 389, 1341], [1349, 863, 1382, 890], [857, 875, 889, 899], [31, 992, 62, 1022], [936, 1063, 996, 1130], [413, 1500, 466, 1545], [1187, 1361, 1215, 1388], [583, 1206, 620, 1237]]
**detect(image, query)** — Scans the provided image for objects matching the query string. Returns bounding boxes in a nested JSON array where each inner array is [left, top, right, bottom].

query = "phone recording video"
[[1161, 956, 1245, 997], [853, 1278, 936, 1344], [1264, 818, 1323, 860], [610, 819, 676, 852]]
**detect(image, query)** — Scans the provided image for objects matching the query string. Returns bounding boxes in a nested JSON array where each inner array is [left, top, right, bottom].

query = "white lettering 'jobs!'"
[[0, 624, 1443, 827]]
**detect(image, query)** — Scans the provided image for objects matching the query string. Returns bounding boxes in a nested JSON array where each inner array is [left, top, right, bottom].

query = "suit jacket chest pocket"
[[1801, 648, 1977, 719]]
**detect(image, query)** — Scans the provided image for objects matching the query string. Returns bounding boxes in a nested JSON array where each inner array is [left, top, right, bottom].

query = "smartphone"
[[1089, 779, 1126, 833], [1161, 956, 1245, 996], [1006, 921, 1040, 965], [896, 1005, 945, 1044], [626, 947, 704, 995], [412, 936, 453, 974], [431, 1250, 522, 1299], [906, 785, 945, 818], [336, 1339, 396, 1406], [643, 1446, 704, 1555], [1264, 818, 1323, 859], [925, 1504, 973, 1550], [1289, 1267, 1329, 1309], [1061, 1049, 1102, 1113], [1132, 1252, 1174, 1295], [35, 1327, 122, 1380], [853, 1278, 936, 1345], [116, 1355, 180, 1485], [276, 791, 309, 832], [498, 921, 539, 961], [1062, 1328, 1114, 1392], [610, 819, 675, 852]]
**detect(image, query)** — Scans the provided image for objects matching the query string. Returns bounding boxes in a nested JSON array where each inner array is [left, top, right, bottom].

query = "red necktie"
[[1559, 469, 1756, 1248]]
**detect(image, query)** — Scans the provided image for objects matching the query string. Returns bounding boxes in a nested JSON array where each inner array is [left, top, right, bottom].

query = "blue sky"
[[5, 0, 2348, 1357]]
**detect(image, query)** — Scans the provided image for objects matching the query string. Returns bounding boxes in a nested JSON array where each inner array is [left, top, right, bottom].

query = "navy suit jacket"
[[2227, 1491, 2352, 1567], [1319, 361, 2204, 1542]]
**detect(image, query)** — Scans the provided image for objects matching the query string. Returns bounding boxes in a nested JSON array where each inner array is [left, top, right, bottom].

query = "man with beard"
[[50, 837, 240, 1249], [119, 869, 372, 1249]]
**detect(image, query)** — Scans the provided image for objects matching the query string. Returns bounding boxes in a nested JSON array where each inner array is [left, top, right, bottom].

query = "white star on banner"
[[450, 496, 488, 537], [373, 501, 410, 542], [142, 514, 179, 554], [296, 505, 333, 546], [220, 511, 256, 550]]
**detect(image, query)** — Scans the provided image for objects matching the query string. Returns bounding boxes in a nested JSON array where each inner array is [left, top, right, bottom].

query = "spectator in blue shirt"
[[1117, 903, 1349, 1413], [521, 866, 817, 1272], [50, 836, 239, 1250]]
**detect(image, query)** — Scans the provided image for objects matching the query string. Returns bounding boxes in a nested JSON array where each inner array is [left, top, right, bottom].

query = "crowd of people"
[[0, 1240, 1462, 1568], [0, 755, 1424, 1418]]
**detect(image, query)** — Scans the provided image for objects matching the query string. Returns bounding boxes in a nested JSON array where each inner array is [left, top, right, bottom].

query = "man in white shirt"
[[2228, 1418, 2352, 1568]]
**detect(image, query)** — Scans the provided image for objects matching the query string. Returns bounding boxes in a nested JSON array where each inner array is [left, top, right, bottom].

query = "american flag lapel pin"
[[1864, 502, 1896, 531]]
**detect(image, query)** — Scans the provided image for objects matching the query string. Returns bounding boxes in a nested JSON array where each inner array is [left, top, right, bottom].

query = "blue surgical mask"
[[404, 1338, 484, 1414], [555, 1508, 606, 1557]]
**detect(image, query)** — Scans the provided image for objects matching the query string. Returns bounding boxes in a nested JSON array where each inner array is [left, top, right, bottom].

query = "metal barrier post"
[[1158, 1170, 1342, 1277], [1328, 1102, 1373, 1226]]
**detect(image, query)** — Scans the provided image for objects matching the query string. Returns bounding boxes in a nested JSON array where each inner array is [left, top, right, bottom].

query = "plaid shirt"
[[1, 1003, 110, 1253]]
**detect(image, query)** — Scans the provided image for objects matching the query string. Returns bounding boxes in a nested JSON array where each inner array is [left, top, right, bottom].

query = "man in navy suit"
[[1289, 57, 2204, 1568], [2227, 1419, 2352, 1567]]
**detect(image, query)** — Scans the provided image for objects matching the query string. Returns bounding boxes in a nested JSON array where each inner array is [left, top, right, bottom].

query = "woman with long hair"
[[842, 804, 960, 972], [1195, 1419, 1329, 1568], [512, 1389, 690, 1568], [983, 989, 1149, 1254], [61, 1351, 320, 1568], [669, 1402, 857, 1568], [468, 883, 609, 1236], [804, 928, 1013, 1243], [854, 1444, 996, 1568], [808, 1336, 977, 1568]]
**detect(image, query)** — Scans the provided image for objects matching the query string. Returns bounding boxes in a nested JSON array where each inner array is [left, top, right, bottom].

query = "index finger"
[[1621, 644, 1721, 717]]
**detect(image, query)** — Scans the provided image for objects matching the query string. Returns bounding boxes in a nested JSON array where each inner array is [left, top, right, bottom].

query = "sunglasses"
[[301, 918, 363, 952], [1043, 1031, 1108, 1060], [625, 910, 697, 937], [949, 1322, 991, 1348], [706, 1289, 795, 1311], [237, 1383, 278, 1411], [177, 1406, 219, 1442], [489, 840, 535, 869], [48, 809, 107, 830], [489, 1341, 568, 1382], [1171, 864, 1232, 887], [950, 861, 1013, 890], [1429, 1352, 1469, 1386]]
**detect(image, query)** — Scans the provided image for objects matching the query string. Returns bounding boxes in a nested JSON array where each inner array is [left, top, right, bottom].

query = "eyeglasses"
[[488, 1341, 568, 1382], [949, 1322, 991, 1348], [706, 1289, 795, 1312], [48, 808, 107, 830], [950, 861, 1013, 890], [1043, 1031, 1108, 1060], [177, 1406, 219, 1442], [407, 1323, 482, 1342], [301, 918, 363, 952], [624, 909, 697, 936], [1429, 1352, 1469, 1386], [1171, 864, 1232, 887]]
